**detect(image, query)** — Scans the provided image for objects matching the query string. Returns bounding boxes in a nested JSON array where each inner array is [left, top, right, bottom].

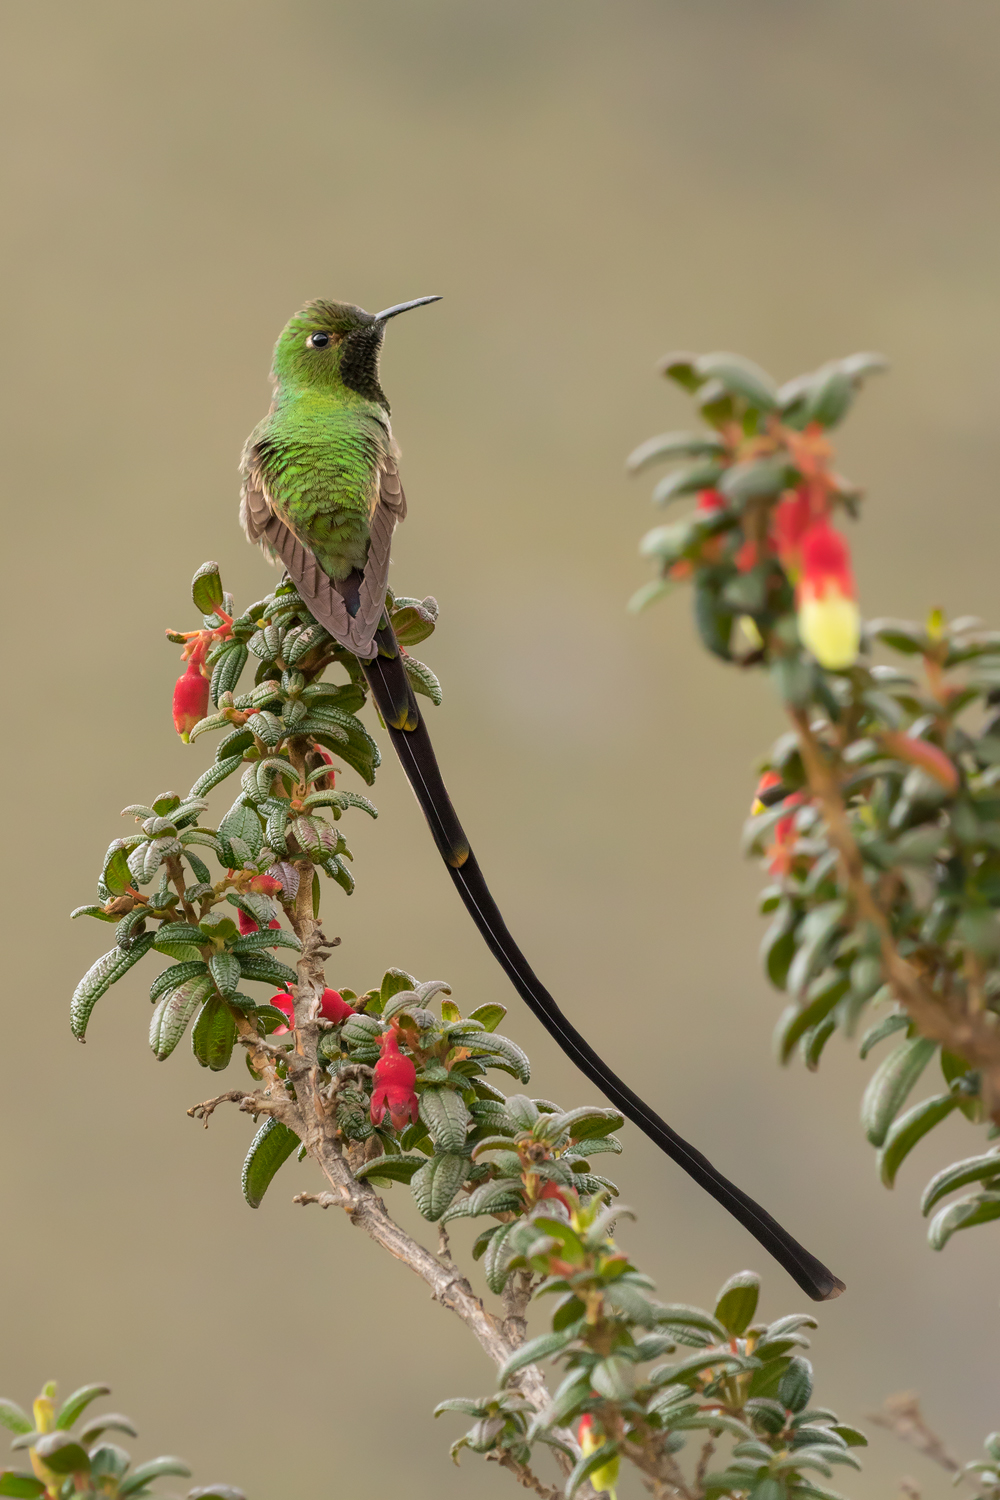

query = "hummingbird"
[[239, 297, 844, 1302]]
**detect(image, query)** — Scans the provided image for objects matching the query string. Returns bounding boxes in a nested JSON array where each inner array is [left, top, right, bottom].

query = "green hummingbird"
[[239, 297, 844, 1303]]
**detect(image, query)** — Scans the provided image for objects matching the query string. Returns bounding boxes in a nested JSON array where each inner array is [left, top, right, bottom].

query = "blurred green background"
[[3, 2, 999, 1495]]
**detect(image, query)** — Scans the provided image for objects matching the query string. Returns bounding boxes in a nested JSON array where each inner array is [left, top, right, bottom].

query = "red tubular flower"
[[766, 792, 807, 877], [319, 988, 356, 1023], [269, 994, 295, 1033], [172, 661, 210, 742], [772, 488, 816, 575], [268, 987, 355, 1035], [370, 1030, 419, 1130], [796, 519, 861, 670]]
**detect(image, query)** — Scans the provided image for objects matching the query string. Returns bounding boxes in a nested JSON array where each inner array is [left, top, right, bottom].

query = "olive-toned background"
[[3, 3, 999, 1496]]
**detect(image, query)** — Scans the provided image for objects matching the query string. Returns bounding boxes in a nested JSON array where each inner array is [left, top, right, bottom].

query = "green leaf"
[[774, 971, 849, 1065], [119, 1457, 192, 1496], [719, 457, 794, 507], [189, 756, 245, 800], [657, 1304, 728, 1342], [651, 461, 725, 507], [32, 1436, 90, 1475], [778, 1357, 813, 1413], [830, 1426, 868, 1448], [402, 655, 442, 706], [149, 960, 208, 1004], [761, 900, 799, 993], [626, 431, 725, 473], [557, 1106, 625, 1141], [787, 902, 847, 1000], [209, 952, 242, 996], [928, 1191, 1000, 1249], [859, 1012, 909, 1060], [497, 1329, 574, 1388], [236, 952, 297, 990], [76, 1416, 138, 1444], [653, 1349, 749, 1386], [191, 561, 224, 614], [211, 643, 248, 705], [693, 577, 733, 660], [628, 579, 675, 614], [0, 1404, 32, 1437], [467, 1003, 506, 1033], [191, 995, 237, 1071], [150, 975, 214, 1060], [466, 1032, 531, 1083], [55, 1384, 110, 1431], [410, 1153, 468, 1221], [419, 1088, 471, 1152], [354, 1153, 428, 1184], [878, 1093, 961, 1187], [921, 1150, 1000, 1215], [861, 1037, 937, 1146], [483, 1221, 520, 1295], [71, 935, 156, 1040], [102, 842, 133, 898], [0, 1476, 45, 1497], [714, 1271, 760, 1336], [694, 352, 779, 410], [801, 365, 855, 428], [242, 1118, 301, 1207]]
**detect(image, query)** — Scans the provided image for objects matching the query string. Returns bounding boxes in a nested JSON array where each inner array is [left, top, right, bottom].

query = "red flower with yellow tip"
[[578, 1412, 619, 1498], [796, 519, 861, 670]]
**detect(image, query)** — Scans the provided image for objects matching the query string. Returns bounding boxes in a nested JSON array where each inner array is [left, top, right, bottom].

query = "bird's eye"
[[306, 332, 330, 349]]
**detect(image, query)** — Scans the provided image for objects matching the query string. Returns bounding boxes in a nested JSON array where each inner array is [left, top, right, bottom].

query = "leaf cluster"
[[438, 1211, 866, 1500], [749, 611, 1000, 1243], [0, 1381, 241, 1500]]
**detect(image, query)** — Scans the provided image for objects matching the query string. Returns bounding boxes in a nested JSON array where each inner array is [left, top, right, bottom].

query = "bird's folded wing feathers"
[[240, 458, 407, 659]]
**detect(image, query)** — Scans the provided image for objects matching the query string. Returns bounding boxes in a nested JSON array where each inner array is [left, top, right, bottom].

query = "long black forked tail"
[[361, 626, 845, 1302]]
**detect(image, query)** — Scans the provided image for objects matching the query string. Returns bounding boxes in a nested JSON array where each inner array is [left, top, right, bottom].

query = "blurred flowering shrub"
[[630, 350, 1000, 1249], [0, 1380, 240, 1500]]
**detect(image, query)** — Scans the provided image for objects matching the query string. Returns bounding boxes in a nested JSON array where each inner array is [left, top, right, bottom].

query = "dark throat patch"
[[340, 325, 389, 410]]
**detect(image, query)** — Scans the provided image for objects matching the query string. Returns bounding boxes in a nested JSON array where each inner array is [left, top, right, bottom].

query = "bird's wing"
[[239, 456, 407, 660]]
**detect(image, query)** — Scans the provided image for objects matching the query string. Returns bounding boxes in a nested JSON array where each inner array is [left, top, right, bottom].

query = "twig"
[[868, 1392, 961, 1476], [487, 1450, 561, 1499], [186, 1091, 248, 1126]]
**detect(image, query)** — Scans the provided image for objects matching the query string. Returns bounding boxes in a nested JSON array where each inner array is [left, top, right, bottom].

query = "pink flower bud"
[[172, 661, 209, 742], [250, 874, 284, 896], [370, 1030, 419, 1130], [796, 520, 861, 670]]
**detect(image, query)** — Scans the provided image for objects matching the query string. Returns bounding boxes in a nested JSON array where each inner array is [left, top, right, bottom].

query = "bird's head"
[[271, 296, 441, 411]]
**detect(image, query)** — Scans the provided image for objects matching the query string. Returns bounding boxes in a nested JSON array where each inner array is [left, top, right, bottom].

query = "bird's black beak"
[[375, 295, 442, 322]]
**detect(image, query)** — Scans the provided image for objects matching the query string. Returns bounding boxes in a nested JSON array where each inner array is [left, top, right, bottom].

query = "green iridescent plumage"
[[241, 300, 394, 583]]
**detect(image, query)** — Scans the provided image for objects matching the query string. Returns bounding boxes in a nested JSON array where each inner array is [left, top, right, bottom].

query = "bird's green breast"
[[253, 388, 391, 581]]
